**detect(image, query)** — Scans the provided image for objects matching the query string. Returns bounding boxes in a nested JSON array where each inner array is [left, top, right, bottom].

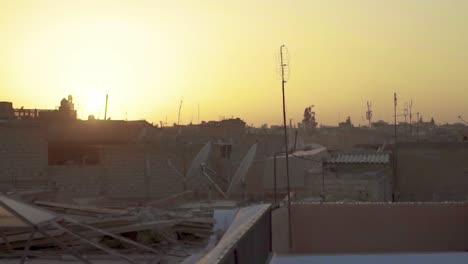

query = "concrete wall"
[[0, 122, 47, 190], [49, 165, 106, 201], [48, 144, 200, 201], [286, 203, 468, 254], [319, 164, 391, 201], [306, 128, 391, 150], [397, 143, 468, 201], [271, 206, 290, 254], [258, 155, 391, 202]]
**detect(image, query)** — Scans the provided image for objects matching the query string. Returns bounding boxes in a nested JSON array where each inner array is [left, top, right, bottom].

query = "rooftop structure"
[[326, 152, 390, 164]]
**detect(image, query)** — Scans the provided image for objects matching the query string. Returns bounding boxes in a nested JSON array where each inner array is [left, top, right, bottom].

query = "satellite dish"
[[186, 142, 212, 179], [227, 143, 257, 196]]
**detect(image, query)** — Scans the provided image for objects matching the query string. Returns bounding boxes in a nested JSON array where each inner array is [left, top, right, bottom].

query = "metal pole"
[[104, 94, 108, 120], [280, 45, 293, 252], [294, 130, 298, 152], [322, 164, 325, 201], [393, 92, 398, 202], [274, 153, 277, 204], [417, 112, 420, 143]]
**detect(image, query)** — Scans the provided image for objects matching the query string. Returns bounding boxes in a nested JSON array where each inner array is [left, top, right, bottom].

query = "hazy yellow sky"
[[1, 0, 467, 126]]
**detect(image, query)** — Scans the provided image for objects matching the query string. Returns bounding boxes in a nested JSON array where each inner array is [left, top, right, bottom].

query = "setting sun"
[[1, 0, 468, 125]]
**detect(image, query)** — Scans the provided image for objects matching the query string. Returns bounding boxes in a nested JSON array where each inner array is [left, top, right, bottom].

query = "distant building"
[[338, 116, 354, 128], [0, 101, 14, 120], [39, 95, 77, 121]]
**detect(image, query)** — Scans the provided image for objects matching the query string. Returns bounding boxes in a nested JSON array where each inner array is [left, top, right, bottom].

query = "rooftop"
[[326, 152, 390, 164]]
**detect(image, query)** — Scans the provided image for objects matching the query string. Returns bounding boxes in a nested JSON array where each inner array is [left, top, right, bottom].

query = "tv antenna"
[[177, 97, 183, 126], [366, 101, 373, 127], [404, 102, 408, 138], [104, 94, 109, 120], [409, 100, 413, 136], [458, 115, 468, 125], [277, 44, 292, 251]]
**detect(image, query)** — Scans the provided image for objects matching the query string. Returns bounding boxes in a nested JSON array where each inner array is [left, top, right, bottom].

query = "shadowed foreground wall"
[[397, 143, 468, 201], [285, 203, 468, 254]]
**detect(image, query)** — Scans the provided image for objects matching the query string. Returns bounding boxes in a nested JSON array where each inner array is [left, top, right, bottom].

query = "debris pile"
[[0, 196, 236, 264]]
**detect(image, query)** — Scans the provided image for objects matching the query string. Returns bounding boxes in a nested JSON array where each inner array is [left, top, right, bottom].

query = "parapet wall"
[[273, 202, 468, 254]]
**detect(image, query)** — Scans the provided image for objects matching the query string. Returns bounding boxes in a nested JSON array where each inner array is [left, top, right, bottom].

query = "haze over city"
[[2, 1, 468, 264], [1, 0, 467, 126]]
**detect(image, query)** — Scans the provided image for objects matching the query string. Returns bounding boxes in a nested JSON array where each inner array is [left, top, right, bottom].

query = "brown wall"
[[271, 206, 290, 254], [0, 122, 47, 190], [286, 203, 468, 254], [397, 143, 468, 201]]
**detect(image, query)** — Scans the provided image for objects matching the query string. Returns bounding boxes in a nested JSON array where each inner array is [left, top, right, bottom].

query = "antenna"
[[278, 44, 292, 251], [177, 97, 183, 126], [366, 101, 373, 127], [226, 144, 258, 196], [409, 100, 413, 136], [404, 102, 408, 138], [197, 103, 200, 124], [393, 92, 398, 202], [459, 115, 468, 125], [104, 94, 108, 120], [416, 112, 420, 142]]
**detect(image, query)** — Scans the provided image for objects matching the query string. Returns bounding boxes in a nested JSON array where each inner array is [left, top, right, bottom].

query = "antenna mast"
[[177, 97, 183, 126], [279, 44, 292, 252], [366, 101, 373, 127], [393, 92, 398, 202], [104, 94, 108, 120], [409, 100, 413, 136], [404, 102, 408, 139]]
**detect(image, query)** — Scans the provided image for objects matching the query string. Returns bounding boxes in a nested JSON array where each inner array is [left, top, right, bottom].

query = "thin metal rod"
[[274, 154, 277, 204], [177, 98, 183, 126], [0, 200, 92, 264], [52, 221, 138, 264], [293, 130, 298, 152], [393, 92, 398, 202], [280, 45, 293, 252], [202, 169, 228, 199], [322, 165, 325, 201], [104, 94, 108, 120], [417, 112, 420, 143], [64, 217, 163, 256], [35, 226, 93, 264], [20, 230, 36, 264], [1, 230, 13, 253]]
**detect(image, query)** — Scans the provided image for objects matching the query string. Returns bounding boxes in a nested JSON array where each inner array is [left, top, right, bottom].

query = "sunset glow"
[[1, 0, 468, 125]]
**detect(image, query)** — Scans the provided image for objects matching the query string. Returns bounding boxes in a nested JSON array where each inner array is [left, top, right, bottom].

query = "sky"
[[1, 0, 467, 126]]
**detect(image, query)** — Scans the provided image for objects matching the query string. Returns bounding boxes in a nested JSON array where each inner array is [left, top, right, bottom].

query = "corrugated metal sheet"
[[327, 152, 390, 164]]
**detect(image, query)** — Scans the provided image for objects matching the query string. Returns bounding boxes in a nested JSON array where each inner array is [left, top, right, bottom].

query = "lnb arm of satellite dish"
[[167, 159, 184, 179], [201, 169, 228, 199]]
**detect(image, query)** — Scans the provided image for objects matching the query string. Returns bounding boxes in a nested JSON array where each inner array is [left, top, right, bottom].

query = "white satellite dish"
[[186, 142, 212, 179], [226, 143, 257, 196]]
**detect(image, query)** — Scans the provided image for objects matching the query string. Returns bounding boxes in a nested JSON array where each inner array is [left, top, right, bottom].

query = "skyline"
[[1, 0, 468, 126]]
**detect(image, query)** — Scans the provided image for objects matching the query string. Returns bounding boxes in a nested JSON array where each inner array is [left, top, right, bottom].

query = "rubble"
[[0, 194, 249, 263]]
